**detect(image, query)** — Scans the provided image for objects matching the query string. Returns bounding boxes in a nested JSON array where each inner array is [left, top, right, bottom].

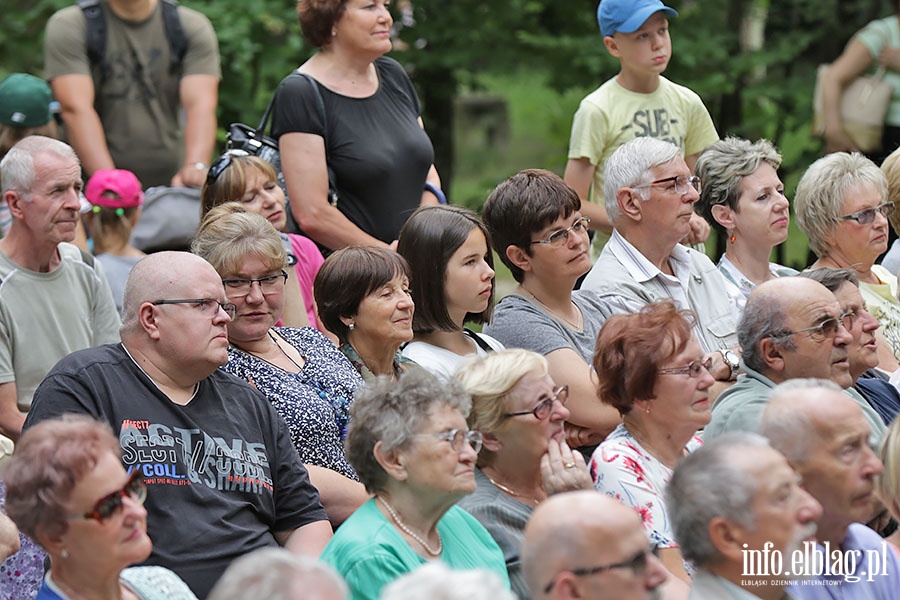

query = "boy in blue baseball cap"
[[564, 0, 718, 253]]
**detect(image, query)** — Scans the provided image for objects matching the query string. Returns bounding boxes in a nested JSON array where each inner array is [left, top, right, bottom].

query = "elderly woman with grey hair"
[[694, 137, 796, 315], [795, 152, 900, 360], [320, 369, 509, 600]]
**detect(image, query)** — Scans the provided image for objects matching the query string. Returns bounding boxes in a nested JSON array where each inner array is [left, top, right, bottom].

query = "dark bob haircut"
[[593, 301, 695, 416], [397, 205, 495, 333], [314, 245, 412, 344], [297, 0, 349, 48], [481, 169, 580, 283]]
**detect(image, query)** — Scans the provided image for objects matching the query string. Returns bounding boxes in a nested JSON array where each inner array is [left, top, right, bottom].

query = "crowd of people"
[[6, 0, 900, 599]]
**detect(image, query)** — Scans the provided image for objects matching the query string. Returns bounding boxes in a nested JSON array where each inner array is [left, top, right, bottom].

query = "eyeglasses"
[[502, 386, 569, 420], [222, 271, 288, 297], [150, 298, 237, 319], [529, 216, 591, 248], [773, 311, 854, 343], [633, 175, 702, 196], [68, 469, 147, 523], [840, 202, 895, 225], [206, 149, 250, 184], [412, 428, 484, 453], [658, 356, 713, 378], [543, 544, 661, 594]]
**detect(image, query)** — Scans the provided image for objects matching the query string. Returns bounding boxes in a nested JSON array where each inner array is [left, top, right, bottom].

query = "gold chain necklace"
[[520, 287, 583, 330], [377, 496, 442, 556], [483, 472, 542, 506]]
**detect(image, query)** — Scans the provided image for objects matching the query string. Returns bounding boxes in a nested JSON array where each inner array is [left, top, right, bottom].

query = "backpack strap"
[[78, 0, 111, 84], [79, 0, 187, 82], [78, 247, 96, 268], [292, 72, 338, 206], [160, 0, 188, 76]]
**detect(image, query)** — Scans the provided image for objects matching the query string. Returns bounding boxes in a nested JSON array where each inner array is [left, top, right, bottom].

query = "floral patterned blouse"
[[223, 327, 363, 480], [589, 424, 702, 549]]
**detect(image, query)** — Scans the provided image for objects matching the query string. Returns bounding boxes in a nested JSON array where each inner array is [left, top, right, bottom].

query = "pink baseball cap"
[[85, 169, 144, 209]]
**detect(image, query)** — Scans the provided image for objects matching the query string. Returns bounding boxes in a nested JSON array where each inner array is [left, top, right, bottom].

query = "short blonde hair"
[[192, 203, 286, 276], [455, 349, 549, 466], [881, 147, 900, 235], [795, 152, 888, 258], [200, 154, 279, 219], [877, 416, 900, 522]]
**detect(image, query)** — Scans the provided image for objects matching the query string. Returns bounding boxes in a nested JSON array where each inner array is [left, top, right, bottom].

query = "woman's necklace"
[[483, 471, 542, 506], [521, 287, 583, 330], [377, 496, 442, 556], [232, 330, 304, 372]]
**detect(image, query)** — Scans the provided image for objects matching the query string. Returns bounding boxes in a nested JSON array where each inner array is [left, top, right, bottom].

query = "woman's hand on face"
[[541, 437, 593, 495]]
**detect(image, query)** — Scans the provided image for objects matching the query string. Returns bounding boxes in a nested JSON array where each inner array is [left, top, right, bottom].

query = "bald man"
[[705, 276, 885, 445], [25, 252, 331, 598], [522, 491, 669, 600], [760, 379, 900, 598]]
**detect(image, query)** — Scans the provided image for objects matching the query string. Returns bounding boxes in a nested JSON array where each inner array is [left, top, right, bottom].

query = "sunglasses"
[[68, 469, 147, 523], [206, 149, 250, 185]]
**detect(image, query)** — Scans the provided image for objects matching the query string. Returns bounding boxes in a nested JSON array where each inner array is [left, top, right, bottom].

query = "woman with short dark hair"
[[397, 206, 503, 380], [315, 246, 417, 381], [272, 0, 442, 250], [4, 414, 196, 599], [590, 301, 714, 584], [321, 369, 509, 599]]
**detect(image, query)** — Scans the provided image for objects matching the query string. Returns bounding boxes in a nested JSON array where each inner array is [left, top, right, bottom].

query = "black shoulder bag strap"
[[294, 72, 338, 207]]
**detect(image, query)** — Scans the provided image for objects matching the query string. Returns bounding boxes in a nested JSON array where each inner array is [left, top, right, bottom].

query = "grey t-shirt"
[[483, 290, 613, 362]]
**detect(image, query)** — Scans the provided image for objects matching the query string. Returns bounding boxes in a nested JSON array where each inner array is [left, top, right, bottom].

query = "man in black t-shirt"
[[25, 252, 331, 598]]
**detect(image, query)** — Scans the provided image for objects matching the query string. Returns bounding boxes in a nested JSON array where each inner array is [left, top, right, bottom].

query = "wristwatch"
[[719, 349, 740, 381]]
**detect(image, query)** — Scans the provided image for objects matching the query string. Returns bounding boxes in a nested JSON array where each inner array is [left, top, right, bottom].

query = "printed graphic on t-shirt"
[[120, 419, 274, 492], [619, 108, 685, 148]]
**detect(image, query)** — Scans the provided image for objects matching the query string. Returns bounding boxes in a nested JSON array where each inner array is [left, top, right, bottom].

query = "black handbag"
[[226, 73, 338, 211]]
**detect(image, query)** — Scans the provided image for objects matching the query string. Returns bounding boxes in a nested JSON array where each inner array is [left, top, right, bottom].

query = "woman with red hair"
[[590, 301, 714, 584]]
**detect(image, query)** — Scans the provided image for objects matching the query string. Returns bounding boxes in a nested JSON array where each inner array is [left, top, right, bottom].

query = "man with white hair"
[[0, 135, 119, 440], [581, 137, 738, 383], [522, 490, 669, 599], [760, 379, 900, 598], [668, 432, 822, 599]]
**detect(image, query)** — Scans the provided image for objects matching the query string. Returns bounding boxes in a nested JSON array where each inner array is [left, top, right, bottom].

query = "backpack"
[[77, 0, 188, 84]]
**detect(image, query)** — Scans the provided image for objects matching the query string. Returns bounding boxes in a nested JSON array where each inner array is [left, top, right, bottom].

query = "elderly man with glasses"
[[581, 137, 740, 390], [24, 251, 332, 598], [522, 490, 670, 600], [705, 276, 887, 447]]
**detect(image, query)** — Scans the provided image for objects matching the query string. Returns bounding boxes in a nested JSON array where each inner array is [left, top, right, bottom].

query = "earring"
[[348, 322, 355, 331], [729, 232, 736, 244], [60, 548, 69, 559], [645, 405, 651, 415], [332, 29, 337, 36]]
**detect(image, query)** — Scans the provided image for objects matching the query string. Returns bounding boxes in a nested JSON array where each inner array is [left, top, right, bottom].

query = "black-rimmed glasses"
[[206, 149, 250, 184], [633, 175, 702, 195], [150, 298, 237, 319], [222, 271, 288, 298], [68, 469, 147, 523], [529, 217, 591, 247], [502, 386, 569, 420], [772, 311, 854, 343], [412, 428, 483, 453], [543, 544, 661, 593], [658, 356, 713, 378], [840, 202, 895, 225]]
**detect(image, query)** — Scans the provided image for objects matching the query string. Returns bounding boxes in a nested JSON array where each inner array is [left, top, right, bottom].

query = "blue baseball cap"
[[597, 0, 678, 37]]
